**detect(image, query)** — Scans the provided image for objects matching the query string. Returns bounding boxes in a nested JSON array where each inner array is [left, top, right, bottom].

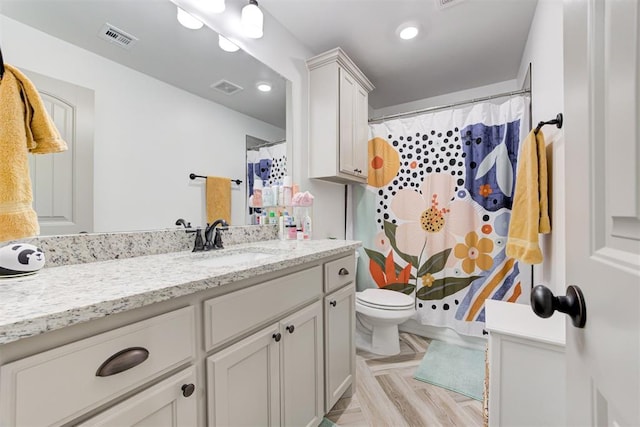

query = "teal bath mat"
[[413, 340, 484, 401]]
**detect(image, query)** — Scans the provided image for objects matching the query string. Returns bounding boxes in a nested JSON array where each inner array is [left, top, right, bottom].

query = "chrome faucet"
[[204, 219, 228, 250]]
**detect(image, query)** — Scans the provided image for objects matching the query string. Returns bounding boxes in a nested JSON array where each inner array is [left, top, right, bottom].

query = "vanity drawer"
[[0, 306, 195, 427], [204, 266, 322, 351], [324, 254, 355, 293]]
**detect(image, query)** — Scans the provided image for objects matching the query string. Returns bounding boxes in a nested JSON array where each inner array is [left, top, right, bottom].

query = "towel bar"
[[189, 173, 242, 185]]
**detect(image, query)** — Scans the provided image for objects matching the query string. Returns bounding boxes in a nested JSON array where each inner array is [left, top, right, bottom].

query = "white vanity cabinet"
[[307, 47, 374, 184], [207, 302, 323, 427], [0, 246, 358, 426], [485, 300, 566, 427], [323, 255, 356, 412], [0, 306, 196, 426]]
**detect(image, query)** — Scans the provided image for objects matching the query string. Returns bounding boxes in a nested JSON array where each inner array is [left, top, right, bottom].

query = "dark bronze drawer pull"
[[338, 268, 350, 276], [96, 347, 149, 377]]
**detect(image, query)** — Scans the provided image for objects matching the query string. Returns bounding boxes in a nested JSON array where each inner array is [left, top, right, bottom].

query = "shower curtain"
[[353, 97, 530, 337], [246, 141, 287, 197]]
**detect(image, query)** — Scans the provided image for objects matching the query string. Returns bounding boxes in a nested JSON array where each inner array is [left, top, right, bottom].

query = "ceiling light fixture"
[[177, 7, 203, 30], [241, 0, 263, 39], [219, 34, 240, 52], [397, 24, 419, 40], [256, 81, 272, 92]]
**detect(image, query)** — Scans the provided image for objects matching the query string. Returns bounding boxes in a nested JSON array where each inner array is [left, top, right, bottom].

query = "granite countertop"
[[0, 239, 360, 345]]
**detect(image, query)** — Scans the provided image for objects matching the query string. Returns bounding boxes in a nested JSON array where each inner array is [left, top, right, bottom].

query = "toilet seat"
[[356, 288, 414, 310]]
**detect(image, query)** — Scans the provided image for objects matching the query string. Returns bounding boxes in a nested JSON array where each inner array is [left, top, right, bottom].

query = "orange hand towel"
[[206, 177, 231, 225], [0, 64, 68, 243], [506, 129, 551, 264]]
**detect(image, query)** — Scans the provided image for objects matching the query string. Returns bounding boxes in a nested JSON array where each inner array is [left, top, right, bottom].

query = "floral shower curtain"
[[353, 97, 530, 337], [246, 141, 287, 197]]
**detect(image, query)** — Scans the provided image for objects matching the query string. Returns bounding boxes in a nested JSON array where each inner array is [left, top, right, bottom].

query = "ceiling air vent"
[[98, 23, 138, 49], [436, 0, 465, 10], [210, 80, 244, 95]]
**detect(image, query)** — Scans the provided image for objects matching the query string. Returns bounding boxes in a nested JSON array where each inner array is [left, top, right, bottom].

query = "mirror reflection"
[[0, 0, 288, 233]]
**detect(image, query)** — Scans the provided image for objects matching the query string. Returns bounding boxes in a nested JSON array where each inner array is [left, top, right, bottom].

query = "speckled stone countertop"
[[0, 239, 360, 345]]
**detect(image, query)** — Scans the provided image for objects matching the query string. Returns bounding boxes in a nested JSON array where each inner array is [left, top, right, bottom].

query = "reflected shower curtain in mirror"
[[247, 141, 287, 197], [353, 97, 530, 337]]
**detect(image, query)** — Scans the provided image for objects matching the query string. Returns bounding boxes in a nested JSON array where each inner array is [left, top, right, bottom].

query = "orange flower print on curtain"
[[368, 137, 400, 187], [454, 231, 494, 274], [369, 251, 412, 288]]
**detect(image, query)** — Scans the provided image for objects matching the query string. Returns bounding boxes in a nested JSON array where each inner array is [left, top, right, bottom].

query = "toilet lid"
[[357, 288, 414, 309]]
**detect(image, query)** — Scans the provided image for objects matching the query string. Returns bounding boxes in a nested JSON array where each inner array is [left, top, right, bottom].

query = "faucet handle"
[[187, 228, 204, 252]]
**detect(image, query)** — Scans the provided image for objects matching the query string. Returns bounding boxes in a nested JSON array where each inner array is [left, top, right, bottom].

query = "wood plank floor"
[[325, 333, 484, 427]]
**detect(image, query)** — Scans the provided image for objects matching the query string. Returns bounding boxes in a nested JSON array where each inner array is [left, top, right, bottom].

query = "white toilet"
[[355, 288, 416, 356]]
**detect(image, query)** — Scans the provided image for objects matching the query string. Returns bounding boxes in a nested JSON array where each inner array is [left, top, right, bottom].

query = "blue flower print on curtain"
[[461, 120, 521, 211]]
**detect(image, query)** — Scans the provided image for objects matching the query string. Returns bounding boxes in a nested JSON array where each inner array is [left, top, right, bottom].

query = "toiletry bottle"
[[253, 180, 263, 207], [302, 212, 312, 240], [277, 181, 284, 206], [263, 183, 273, 207], [283, 176, 292, 206], [269, 211, 277, 225], [261, 210, 267, 225], [278, 213, 285, 240]]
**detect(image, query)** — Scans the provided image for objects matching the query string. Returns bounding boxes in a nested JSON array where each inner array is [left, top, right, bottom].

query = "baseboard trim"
[[399, 320, 486, 351]]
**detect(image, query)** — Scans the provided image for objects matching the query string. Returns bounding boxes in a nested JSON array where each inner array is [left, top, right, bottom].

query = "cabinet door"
[[207, 323, 281, 427], [281, 301, 324, 427], [324, 283, 356, 412], [354, 83, 369, 179], [338, 68, 358, 177], [78, 367, 197, 426]]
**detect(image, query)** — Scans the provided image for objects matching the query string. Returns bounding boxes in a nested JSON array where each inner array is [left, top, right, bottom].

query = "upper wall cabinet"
[[307, 48, 375, 184]]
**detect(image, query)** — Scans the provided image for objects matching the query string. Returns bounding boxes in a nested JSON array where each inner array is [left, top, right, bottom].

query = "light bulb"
[[241, 0, 263, 39], [256, 82, 272, 92], [219, 35, 240, 52], [399, 25, 419, 40], [177, 7, 203, 30]]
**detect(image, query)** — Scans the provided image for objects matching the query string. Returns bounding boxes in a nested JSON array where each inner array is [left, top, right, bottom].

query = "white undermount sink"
[[191, 251, 273, 268]]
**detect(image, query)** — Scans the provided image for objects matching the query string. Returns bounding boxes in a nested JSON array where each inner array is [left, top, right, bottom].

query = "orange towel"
[[0, 64, 68, 243], [506, 129, 551, 264], [206, 177, 231, 225]]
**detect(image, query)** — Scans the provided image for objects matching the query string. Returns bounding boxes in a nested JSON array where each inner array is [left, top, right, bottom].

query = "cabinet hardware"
[[95, 347, 149, 377], [272, 332, 282, 342], [330, 300, 337, 307], [286, 325, 295, 334], [181, 383, 195, 397], [338, 268, 349, 276]]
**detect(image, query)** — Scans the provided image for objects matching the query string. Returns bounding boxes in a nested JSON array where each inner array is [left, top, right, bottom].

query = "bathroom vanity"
[[0, 235, 358, 426]]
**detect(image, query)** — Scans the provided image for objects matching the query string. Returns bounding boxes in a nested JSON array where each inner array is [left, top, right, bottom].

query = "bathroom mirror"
[[0, 0, 288, 233]]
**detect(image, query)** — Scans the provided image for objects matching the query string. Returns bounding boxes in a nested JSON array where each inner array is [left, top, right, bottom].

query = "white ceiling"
[[0, 0, 287, 128], [260, 0, 538, 110]]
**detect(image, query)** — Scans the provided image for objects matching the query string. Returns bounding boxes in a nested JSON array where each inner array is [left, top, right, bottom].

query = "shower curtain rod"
[[247, 139, 286, 150], [368, 88, 531, 123]]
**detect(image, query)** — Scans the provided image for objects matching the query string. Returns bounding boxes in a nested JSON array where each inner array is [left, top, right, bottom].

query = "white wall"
[[174, 0, 349, 239], [516, 0, 565, 294], [0, 15, 284, 232]]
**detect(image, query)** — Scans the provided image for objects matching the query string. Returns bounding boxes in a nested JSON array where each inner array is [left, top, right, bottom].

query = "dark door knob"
[[531, 284, 587, 328], [286, 325, 295, 334], [273, 333, 282, 342], [181, 383, 195, 397]]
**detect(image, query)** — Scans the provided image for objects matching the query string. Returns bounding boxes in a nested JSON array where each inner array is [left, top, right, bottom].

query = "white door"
[[564, 0, 640, 425]]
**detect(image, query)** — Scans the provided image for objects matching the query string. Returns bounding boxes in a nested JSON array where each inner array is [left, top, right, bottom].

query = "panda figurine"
[[0, 244, 46, 277]]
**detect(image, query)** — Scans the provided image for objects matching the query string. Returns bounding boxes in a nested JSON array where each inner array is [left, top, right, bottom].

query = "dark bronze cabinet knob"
[[181, 383, 195, 397], [329, 300, 337, 307], [286, 325, 295, 334], [273, 332, 282, 342]]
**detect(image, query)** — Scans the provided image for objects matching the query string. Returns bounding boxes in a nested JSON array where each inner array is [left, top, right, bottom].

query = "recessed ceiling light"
[[256, 82, 272, 92], [219, 35, 239, 52], [398, 25, 419, 40], [177, 7, 203, 30]]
